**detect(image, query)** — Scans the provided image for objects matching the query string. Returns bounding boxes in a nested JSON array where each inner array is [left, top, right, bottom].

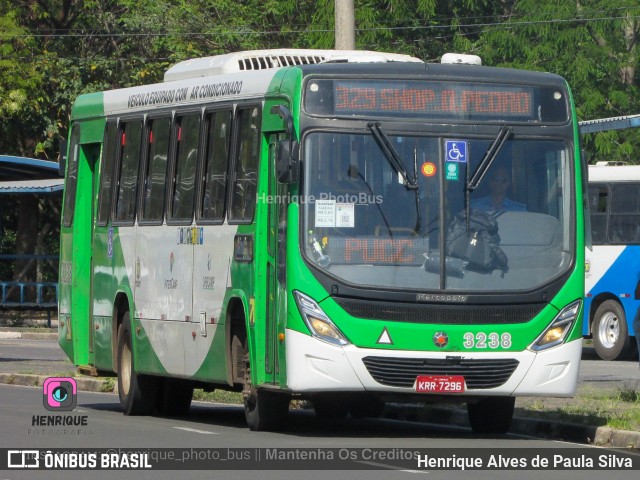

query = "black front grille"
[[362, 356, 520, 389], [335, 298, 543, 325]]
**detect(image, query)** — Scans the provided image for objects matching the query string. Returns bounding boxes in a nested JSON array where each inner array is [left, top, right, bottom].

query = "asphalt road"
[[1, 336, 639, 479], [1, 383, 639, 480]]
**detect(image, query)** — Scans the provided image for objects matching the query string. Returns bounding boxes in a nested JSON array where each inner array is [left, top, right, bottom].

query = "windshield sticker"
[[445, 162, 459, 180], [336, 203, 355, 228], [421, 162, 437, 177], [445, 140, 467, 163], [315, 199, 336, 227]]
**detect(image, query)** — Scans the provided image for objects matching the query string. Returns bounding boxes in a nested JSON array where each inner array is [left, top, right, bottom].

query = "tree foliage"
[[0, 0, 639, 163], [477, 0, 640, 163]]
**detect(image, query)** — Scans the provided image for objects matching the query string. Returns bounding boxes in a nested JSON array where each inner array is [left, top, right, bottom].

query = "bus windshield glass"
[[302, 131, 573, 292]]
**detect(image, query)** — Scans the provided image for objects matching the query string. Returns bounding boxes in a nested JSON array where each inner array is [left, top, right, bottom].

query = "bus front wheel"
[[593, 300, 632, 361], [467, 397, 514, 434], [116, 312, 158, 415], [241, 351, 290, 431]]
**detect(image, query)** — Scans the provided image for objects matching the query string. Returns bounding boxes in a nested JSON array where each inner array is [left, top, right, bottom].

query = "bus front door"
[[263, 136, 288, 385]]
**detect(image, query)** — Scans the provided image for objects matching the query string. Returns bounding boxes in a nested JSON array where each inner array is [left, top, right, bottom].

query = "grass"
[[516, 384, 640, 432], [192, 389, 243, 404]]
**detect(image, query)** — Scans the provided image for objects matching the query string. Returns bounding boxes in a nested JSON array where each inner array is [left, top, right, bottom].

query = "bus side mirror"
[[270, 104, 299, 184], [276, 139, 299, 184], [58, 139, 67, 177]]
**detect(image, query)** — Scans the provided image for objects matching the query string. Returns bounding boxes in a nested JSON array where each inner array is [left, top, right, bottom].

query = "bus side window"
[[141, 117, 171, 223], [114, 120, 143, 224], [170, 113, 201, 222], [229, 106, 261, 223], [199, 110, 231, 222], [97, 121, 117, 226], [608, 183, 640, 244], [588, 185, 608, 245]]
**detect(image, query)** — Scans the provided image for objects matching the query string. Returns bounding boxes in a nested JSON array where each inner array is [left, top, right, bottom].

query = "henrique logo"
[[43, 377, 77, 411]]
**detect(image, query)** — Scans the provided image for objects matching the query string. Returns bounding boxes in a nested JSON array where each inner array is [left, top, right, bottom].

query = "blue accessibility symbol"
[[445, 140, 467, 163]]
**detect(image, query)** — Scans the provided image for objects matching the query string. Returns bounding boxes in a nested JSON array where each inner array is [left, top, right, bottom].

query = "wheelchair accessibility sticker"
[[445, 140, 467, 163]]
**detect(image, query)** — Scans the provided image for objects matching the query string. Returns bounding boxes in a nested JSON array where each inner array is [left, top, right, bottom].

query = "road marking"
[[173, 426, 219, 435], [356, 460, 428, 474]]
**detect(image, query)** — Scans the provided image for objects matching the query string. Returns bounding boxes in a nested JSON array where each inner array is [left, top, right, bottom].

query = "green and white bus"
[[59, 49, 586, 433]]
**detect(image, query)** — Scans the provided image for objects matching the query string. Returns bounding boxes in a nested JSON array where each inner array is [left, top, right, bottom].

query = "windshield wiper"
[[464, 126, 513, 227], [367, 122, 418, 190], [466, 126, 513, 192]]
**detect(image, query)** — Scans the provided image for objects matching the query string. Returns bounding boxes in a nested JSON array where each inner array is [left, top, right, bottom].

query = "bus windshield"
[[302, 130, 573, 292]]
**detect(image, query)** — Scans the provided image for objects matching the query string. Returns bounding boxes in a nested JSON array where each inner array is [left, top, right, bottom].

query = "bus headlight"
[[294, 291, 350, 346], [530, 300, 581, 351]]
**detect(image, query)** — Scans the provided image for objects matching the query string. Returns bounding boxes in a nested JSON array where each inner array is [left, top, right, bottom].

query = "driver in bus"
[[472, 165, 527, 213]]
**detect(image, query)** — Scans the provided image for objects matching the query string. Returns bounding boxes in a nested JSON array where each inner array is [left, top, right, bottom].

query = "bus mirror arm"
[[271, 105, 300, 184]]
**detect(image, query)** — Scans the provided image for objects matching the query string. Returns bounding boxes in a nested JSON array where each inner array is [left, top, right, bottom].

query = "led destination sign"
[[305, 79, 568, 122]]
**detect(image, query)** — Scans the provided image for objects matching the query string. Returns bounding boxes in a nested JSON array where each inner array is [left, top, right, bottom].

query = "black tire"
[[592, 300, 632, 361], [312, 394, 350, 419], [156, 378, 193, 416], [241, 350, 290, 431], [116, 312, 158, 415], [467, 397, 514, 434]]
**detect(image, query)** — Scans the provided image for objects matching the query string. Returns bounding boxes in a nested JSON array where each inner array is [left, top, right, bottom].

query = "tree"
[[477, 1, 640, 163], [0, 2, 45, 156]]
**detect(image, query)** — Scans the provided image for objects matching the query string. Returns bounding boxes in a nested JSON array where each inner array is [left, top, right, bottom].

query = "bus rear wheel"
[[116, 312, 158, 415], [467, 397, 514, 434], [593, 300, 632, 360]]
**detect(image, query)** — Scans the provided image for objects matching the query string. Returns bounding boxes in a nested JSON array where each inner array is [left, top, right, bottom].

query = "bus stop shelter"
[[0, 156, 63, 324]]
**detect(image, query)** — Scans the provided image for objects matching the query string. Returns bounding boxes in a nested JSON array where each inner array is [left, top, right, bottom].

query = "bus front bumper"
[[285, 329, 582, 397]]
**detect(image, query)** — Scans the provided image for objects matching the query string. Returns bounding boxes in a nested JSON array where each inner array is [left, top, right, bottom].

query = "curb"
[[0, 373, 116, 394], [384, 403, 640, 449], [0, 331, 58, 341]]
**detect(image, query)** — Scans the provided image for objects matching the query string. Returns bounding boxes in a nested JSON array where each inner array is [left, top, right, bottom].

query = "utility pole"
[[335, 0, 355, 50]]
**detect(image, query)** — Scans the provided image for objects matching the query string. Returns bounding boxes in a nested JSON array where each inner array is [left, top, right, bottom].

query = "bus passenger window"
[[200, 110, 231, 222], [142, 117, 171, 222], [171, 114, 201, 222], [229, 107, 260, 223], [588, 185, 608, 245], [115, 120, 142, 223], [97, 122, 117, 226], [607, 184, 640, 244]]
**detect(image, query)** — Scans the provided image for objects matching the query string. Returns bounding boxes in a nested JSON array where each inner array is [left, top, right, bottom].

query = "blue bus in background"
[[585, 162, 640, 360]]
